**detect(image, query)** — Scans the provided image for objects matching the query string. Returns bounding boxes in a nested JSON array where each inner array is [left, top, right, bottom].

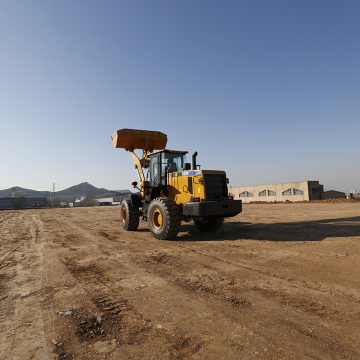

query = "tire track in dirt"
[[0, 211, 50, 360], [0, 212, 21, 227], [66, 213, 282, 357], [39, 211, 214, 359], [34, 207, 360, 359], [100, 223, 360, 323], [141, 252, 360, 358], [38, 211, 109, 360], [185, 248, 360, 305], [95, 214, 359, 359], [127, 219, 360, 310], [89, 216, 359, 311], [55, 210, 360, 356], [0, 212, 24, 267], [67, 225, 355, 358]]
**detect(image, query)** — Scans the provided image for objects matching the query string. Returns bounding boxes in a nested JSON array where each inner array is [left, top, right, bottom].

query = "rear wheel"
[[148, 197, 181, 240], [194, 217, 224, 231], [120, 198, 140, 231]]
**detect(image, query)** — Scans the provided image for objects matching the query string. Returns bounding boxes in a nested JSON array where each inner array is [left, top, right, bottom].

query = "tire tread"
[[121, 198, 140, 231], [148, 197, 181, 240]]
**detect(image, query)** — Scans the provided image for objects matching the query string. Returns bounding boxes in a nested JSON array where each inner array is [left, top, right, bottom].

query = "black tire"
[[120, 198, 140, 231], [194, 217, 224, 231], [148, 197, 181, 240]]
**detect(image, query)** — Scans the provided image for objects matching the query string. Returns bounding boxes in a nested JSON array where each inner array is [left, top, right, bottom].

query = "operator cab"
[[147, 150, 188, 187]]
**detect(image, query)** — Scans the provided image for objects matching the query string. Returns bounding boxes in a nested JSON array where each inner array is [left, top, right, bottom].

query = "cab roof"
[[148, 149, 188, 156]]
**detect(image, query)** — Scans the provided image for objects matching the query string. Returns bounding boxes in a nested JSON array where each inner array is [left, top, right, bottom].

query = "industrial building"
[[229, 181, 324, 203], [321, 190, 345, 200], [95, 196, 126, 206], [0, 197, 47, 210]]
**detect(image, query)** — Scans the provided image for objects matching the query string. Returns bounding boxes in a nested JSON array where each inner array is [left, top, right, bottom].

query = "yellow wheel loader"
[[111, 129, 242, 240]]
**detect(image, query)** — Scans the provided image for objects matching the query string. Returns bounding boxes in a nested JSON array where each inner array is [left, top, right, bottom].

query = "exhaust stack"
[[192, 151, 198, 170]]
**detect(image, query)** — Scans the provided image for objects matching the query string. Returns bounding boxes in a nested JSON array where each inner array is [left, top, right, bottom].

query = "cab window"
[[161, 152, 186, 174]]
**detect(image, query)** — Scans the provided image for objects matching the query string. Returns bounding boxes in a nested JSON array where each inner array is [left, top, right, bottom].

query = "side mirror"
[[183, 163, 191, 170]]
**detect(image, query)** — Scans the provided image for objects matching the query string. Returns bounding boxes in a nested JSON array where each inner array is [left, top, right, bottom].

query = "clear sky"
[[1, 1, 359, 193]]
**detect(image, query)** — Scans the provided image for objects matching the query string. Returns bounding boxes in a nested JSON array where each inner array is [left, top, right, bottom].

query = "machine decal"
[[171, 170, 202, 178]]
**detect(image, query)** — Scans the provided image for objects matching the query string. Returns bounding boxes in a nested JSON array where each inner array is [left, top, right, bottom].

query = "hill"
[[56, 182, 108, 196], [0, 182, 132, 199], [0, 187, 48, 198]]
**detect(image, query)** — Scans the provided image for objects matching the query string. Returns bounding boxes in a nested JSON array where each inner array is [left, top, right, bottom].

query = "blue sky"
[[0, 1, 359, 193]]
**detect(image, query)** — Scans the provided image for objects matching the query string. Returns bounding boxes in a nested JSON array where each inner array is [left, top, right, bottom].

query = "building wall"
[[0, 197, 47, 210], [95, 195, 133, 205], [321, 190, 345, 200], [95, 197, 121, 205], [229, 181, 323, 203]]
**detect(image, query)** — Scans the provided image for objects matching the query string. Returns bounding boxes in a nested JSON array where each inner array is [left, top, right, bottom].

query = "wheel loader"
[[111, 129, 242, 240]]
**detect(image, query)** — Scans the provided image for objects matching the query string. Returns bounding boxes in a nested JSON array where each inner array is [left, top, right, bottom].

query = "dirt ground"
[[1, 203, 360, 360]]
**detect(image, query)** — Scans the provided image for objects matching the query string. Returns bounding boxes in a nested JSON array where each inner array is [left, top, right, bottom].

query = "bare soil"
[[1, 203, 360, 360]]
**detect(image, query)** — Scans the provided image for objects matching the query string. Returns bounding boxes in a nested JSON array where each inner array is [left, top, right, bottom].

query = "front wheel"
[[148, 197, 181, 240], [194, 217, 224, 231], [120, 198, 140, 231]]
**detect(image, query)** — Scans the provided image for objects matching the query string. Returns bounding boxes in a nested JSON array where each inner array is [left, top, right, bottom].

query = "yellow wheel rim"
[[151, 209, 163, 230], [122, 207, 127, 223]]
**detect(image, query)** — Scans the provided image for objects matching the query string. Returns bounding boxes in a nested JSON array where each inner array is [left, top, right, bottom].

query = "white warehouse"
[[229, 181, 324, 203]]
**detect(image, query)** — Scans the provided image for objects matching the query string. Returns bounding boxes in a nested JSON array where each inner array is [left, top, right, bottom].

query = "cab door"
[[149, 154, 161, 187]]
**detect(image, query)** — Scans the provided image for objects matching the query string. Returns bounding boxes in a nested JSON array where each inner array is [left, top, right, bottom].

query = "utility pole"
[[53, 183, 55, 207]]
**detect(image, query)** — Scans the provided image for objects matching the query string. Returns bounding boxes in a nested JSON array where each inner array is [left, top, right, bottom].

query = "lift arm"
[[130, 152, 145, 182], [111, 128, 168, 183]]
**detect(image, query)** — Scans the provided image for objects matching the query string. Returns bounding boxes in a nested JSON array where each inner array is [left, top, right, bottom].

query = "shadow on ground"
[[176, 216, 360, 243]]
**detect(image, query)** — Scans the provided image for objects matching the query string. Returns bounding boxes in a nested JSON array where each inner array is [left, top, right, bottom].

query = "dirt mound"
[[248, 198, 359, 204], [299, 198, 360, 204], [248, 200, 294, 204]]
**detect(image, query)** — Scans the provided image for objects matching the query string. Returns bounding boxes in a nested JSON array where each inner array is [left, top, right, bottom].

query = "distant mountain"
[[0, 182, 133, 198], [56, 182, 108, 196], [0, 187, 49, 198]]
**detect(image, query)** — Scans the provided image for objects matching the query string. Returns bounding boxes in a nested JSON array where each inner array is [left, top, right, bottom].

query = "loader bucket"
[[111, 128, 168, 152]]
